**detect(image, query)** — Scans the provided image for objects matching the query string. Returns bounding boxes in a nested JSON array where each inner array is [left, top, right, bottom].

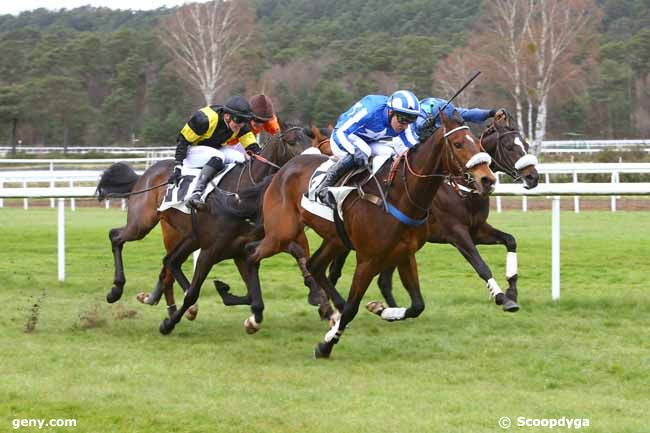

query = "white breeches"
[[182, 145, 246, 168]]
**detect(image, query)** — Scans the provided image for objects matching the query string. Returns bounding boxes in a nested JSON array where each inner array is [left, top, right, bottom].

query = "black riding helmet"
[[222, 95, 253, 119]]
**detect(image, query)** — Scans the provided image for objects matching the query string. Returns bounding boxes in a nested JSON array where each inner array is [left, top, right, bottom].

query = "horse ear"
[[327, 122, 334, 132], [304, 127, 315, 139], [310, 125, 322, 141]]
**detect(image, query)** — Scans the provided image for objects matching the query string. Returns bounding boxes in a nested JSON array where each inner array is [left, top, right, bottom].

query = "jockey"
[[168, 95, 261, 210], [316, 90, 421, 207], [416, 97, 508, 134], [225, 94, 280, 151]]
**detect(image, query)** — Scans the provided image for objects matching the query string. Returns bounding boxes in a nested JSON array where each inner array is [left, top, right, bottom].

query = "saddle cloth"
[[301, 153, 392, 222], [158, 163, 237, 214]]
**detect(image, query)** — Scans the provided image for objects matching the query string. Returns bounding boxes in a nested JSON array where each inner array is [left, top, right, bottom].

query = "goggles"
[[395, 112, 418, 125]]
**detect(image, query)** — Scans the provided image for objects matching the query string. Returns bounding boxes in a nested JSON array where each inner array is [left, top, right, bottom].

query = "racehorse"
[[326, 113, 540, 313], [96, 120, 312, 320], [241, 112, 496, 358]]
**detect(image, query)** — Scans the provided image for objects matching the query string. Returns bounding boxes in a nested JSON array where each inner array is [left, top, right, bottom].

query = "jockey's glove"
[[353, 147, 369, 167], [246, 143, 261, 155], [168, 165, 182, 186]]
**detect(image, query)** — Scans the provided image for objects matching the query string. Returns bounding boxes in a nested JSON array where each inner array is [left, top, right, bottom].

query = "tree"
[[158, 0, 255, 105], [477, 0, 601, 152], [0, 85, 23, 155]]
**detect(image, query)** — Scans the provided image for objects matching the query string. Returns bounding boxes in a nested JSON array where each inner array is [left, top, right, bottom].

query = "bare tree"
[[158, 0, 255, 105], [433, 47, 483, 108], [479, 0, 599, 153]]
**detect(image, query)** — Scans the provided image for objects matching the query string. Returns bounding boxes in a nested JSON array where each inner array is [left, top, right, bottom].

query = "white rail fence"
[[3, 140, 649, 155], [494, 162, 650, 213], [1, 183, 649, 302]]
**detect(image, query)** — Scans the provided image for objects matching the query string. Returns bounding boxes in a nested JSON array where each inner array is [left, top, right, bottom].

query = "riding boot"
[[187, 160, 221, 210], [316, 154, 356, 208]]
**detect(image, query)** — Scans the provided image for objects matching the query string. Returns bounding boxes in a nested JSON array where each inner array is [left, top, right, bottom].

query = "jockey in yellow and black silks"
[[168, 95, 261, 210]]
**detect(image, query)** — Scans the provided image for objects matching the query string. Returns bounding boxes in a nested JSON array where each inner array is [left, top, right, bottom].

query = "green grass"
[[1, 208, 649, 432]]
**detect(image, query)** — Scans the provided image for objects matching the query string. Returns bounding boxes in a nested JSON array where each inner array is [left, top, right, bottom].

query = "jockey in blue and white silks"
[[317, 90, 421, 207]]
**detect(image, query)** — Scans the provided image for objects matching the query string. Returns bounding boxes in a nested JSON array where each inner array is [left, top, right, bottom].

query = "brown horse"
[[326, 113, 540, 313], [96, 120, 312, 319], [244, 112, 496, 358]]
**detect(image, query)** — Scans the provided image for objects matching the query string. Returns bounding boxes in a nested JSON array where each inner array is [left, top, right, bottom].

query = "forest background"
[[0, 0, 647, 152]]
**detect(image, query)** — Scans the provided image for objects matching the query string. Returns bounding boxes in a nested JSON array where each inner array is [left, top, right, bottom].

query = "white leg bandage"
[[380, 307, 407, 321], [324, 317, 341, 343], [506, 252, 518, 279], [487, 278, 504, 299]]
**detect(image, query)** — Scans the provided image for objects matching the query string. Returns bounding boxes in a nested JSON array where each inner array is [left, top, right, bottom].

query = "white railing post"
[[495, 173, 502, 213], [611, 172, 618, 212], [0, 181, 3, 208], [522, 195, 527, 212], [50, 179, 55, 208], [23, 181, 28, 209], [105, 199, 110, 209], [121, 198, 126, 211], [551, 196, 560, 301], [58, 198, 65, 281], [573, 171, 580, 213]]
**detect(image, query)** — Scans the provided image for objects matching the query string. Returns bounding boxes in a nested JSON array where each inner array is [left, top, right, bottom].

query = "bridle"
[[479, 123, 536, 183], [388, 124, 491, 217]]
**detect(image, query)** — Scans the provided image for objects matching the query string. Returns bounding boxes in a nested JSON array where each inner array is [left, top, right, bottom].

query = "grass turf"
[[0, 207, 648, 432]]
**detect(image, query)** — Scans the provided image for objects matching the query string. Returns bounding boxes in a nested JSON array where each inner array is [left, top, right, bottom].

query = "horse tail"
[[95, 162, 141, 201], [208, 175, 274, 221]]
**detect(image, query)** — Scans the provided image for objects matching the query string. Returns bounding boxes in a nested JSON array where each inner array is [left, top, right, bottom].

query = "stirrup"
[[187, 193, 206, 210]]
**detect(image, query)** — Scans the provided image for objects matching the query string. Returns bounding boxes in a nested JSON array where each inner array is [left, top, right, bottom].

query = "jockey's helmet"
[[223, 96, 253, 119], [387, 90, 421, 117], [250, 94, 275, 122]]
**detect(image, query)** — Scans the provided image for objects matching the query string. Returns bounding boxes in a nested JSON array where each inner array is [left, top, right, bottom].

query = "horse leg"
[[162, 235, 200, 320], [368, 254, 425, 321], [286, 232, 322, 306], [377, 266, 399, 308], [449, 225, 519, 312], [326, 250, 350, 288], [107, 218, 157, 303], [234, 257, 265, 335], [215, 257, 252, 306], [308, 240, 347, 314], [474, 223, 519, 303], [314, 258, 377, 359], [159, 248, 212, 335]]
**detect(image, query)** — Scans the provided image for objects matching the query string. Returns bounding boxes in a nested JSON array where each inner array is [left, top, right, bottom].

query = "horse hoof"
[[135, 292, 150, 304], [106, 287, 122, 304], [366, 301, 386, 316], [159, 318, 175, 335], [307, 291, 321, 307], [244, 317, 260, 334], [502, 299, 520, 312], [185, 305, 199, 321], [506, 289, 518, 303], [319, 304, 334, 321], [314, 343, 332, 359]]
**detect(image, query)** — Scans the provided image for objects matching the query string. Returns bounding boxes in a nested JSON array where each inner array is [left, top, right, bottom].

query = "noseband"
[[480, 126, 536, 182]]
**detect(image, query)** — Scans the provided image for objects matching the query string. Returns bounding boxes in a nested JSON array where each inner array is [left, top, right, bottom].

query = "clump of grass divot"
[[24, 289, 47, 333]]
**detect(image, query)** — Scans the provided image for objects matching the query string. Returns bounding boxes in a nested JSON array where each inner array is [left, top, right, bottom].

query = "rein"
[[103, 181, 169, 199], [479, 126, 523, 181]]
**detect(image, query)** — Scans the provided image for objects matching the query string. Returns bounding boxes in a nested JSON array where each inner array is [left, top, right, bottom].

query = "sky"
[[0, 0, 209, 16]]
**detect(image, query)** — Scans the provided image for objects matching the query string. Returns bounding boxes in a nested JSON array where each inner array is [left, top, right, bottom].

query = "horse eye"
[[454, 141, 463, 149]]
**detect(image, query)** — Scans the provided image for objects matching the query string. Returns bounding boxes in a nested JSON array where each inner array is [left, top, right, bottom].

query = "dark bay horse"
[[96, 120, 311, 318], [244, 113, 496, 358], [326, 114, 540, 313]]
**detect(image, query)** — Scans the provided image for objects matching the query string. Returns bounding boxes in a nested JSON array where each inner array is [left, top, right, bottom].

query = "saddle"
[[158, 164, 237, 214]]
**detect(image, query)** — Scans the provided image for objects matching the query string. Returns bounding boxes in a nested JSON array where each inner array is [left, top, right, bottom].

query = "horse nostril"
[[481, 176, 495, 191]]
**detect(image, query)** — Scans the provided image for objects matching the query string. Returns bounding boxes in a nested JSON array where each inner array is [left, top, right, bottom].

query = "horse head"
[[480, 116, 539, 189], [260, 116, 312, 166], [436, 111, 496, 196], [304, 124, 333, 155]]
